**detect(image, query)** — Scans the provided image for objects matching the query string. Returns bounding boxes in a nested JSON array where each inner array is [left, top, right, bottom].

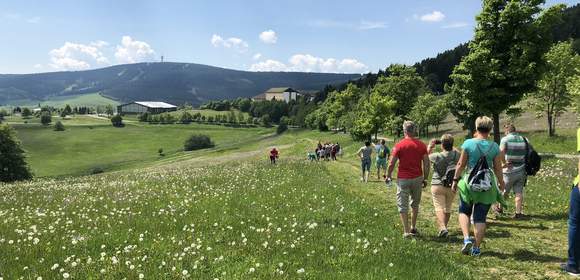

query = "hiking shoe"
[[438, 229, 449, 238], [513, 213, 525, 220], [403, 233, 414, 239], [410, 228, 419, 236], [360, 177, 364, 182], [461, 239, 473, 255], [471, 247, 481, 257], [561, 264, 580, 276]]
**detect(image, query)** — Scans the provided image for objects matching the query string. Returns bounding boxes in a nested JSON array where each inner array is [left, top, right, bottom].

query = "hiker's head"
[[475, 116, 493, 135], [402, 121, 416, 137], [504, 123, 516, 135], [365, 141, 371, 147], [380, 139, 386, 145], [441, 134, 454, 151]]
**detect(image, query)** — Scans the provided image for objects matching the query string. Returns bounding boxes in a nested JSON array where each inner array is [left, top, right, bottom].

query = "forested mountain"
[[0, 63, 359, 106]]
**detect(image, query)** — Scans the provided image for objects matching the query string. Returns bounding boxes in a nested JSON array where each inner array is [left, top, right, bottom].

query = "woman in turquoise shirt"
[[451, 116, 506, 257]]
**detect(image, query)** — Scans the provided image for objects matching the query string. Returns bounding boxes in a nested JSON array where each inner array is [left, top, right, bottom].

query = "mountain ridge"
[[0, 62, 360, 106]]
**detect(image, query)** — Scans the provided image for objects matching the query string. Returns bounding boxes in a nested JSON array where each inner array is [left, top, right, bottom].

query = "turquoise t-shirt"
[[461, 138, 500, 170]]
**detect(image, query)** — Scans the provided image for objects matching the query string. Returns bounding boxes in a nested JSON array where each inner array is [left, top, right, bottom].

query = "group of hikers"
[[308, 142, 341, 161], [268, 116, 580, 275], [356, 118, 537, 257], [355, 117, 580, 276]]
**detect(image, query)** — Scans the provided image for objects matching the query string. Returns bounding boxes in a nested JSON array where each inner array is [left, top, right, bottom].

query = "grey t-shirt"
[[429, 150, 460, 186], [358, 146, 373, 161]]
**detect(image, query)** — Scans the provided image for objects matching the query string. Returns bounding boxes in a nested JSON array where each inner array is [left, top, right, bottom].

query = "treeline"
[[200, 97, 318, 127], [305, 64, 448, 140], [137, 111, 270, 127]]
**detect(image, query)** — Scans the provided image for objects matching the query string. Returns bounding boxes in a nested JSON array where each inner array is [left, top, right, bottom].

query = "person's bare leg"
[[443, 213, 451, 228], [400, 212, 409, 234], [473, 223, 486, 248], [435, 211, 446, 230], [458, 213, 471, 239], [411, 207, 419, 230], [515, 193, 523, 214]]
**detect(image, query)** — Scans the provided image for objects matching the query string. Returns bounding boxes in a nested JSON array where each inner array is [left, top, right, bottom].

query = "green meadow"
[[0, 115, 578, 279]]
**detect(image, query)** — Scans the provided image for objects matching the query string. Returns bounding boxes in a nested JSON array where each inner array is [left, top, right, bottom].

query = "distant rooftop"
[[133, 101, 176, 108], [264, 87, 298, 94]]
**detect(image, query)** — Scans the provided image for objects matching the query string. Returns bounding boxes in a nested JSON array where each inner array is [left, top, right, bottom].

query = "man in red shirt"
[[387, 121, 429, 238]]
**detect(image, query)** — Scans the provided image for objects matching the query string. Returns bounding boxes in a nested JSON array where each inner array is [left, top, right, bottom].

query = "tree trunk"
[[548, 113, 554, 137], [492, 113, 500, 144]]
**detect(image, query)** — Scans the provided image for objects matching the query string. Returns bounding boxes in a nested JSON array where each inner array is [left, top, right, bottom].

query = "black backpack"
[[442, 151, 459, 188], [467, 144, 494, 192], [524, 138, 541, 176]]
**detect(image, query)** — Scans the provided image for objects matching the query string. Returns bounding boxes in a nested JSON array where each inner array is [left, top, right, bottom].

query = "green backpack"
[[378, 145, 388, 159]]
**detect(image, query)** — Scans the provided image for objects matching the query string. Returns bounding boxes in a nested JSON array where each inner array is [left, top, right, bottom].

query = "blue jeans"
[[568, 185, 580, 269]]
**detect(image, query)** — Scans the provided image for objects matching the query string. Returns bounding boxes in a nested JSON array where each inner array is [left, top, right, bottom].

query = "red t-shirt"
[[270, 149, 279, 157], [392, 137, 428, 179]]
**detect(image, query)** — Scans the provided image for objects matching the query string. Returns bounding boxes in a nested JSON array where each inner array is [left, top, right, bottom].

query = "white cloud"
[[250, 54, 367, 73], [358, 20, 387, 30], [115, 36, 156, 64], [309, 19, 387, 30], [420, 11, 446, 22], [33, 64, 42, 69], [211, 34, 249, 53], [253, 53, 262, 60], [49, 41, 110, 70], [259, 30, 277, 44], [249, 59, 287, 72], [414, 11, 445, 22], [442, 22, 470, 29]]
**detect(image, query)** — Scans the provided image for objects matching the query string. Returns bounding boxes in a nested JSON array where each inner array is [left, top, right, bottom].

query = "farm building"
[[117, 101, 177, 115], [252, 87, 300, 102]]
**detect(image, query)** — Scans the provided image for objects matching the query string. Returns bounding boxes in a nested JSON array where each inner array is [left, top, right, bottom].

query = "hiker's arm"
[[422, 154, 430, 183], [494, 154, 505, 192], [387, 156, 398, 180], [451, 150, 468, 192]]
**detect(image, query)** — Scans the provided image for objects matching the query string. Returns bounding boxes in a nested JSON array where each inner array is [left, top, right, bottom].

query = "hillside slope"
[[0, 63, 359, 106]]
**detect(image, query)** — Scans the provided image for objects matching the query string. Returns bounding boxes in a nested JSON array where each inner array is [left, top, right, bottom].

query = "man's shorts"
[[503, 168, 527, 194], [361, 159, 371, 172], [376, 157, 387, 169], [396, 176, 423, 213]]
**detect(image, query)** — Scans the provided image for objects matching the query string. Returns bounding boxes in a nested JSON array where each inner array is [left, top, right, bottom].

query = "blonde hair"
[[504, 123, 516, 133], [441, 134, 454, 151], [475, 116, 493, 133]]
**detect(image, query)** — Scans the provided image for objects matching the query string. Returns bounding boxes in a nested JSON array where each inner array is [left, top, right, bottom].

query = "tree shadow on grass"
[[527, 212, 568, 221], [485, 249, 566, 263], [488, 221, 548, 230], [485, 229, 512, 238]]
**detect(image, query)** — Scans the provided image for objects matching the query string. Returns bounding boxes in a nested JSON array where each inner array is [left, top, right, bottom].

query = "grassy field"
[[11, 117, 273, 177], [0, 93, 119, 109], [0, 117, 578, 279]]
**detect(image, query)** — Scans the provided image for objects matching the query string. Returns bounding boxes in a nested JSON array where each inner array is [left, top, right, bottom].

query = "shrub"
[[54, 121, 65, 131], [0, 124, 32, 182], [277, 123, 288, 134], [184, 134, 214, 151], [138, 112, 150, 122], [21, 108, 32, 118], [111, 115, 124, 127], [40, 112, 52, 126], [90, 167, 104, 175], [158, 148, 164, 156]]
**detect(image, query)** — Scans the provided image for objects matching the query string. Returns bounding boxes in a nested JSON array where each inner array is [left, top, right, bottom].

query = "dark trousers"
[[568, 185, 580, 269]]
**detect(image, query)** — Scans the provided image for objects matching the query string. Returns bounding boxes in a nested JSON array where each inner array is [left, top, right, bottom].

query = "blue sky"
[[0, 0, 577, 74]]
